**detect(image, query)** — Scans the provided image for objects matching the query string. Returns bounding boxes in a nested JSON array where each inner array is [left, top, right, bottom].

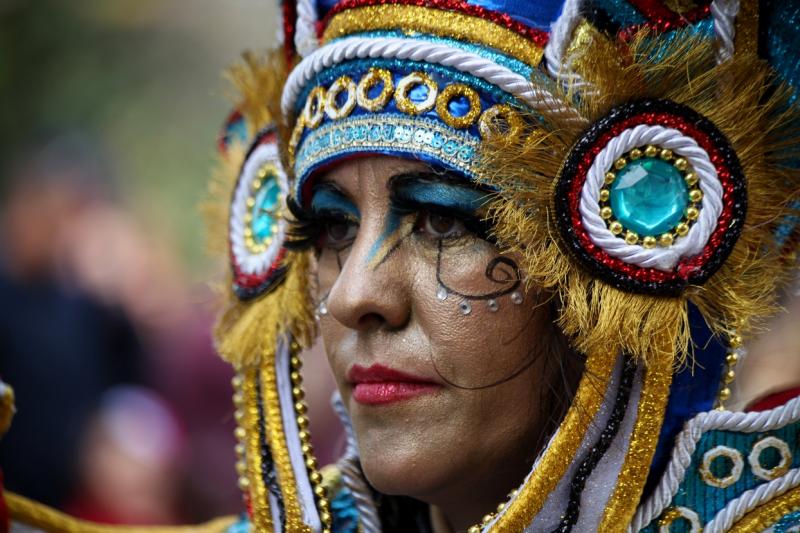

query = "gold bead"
[[625, 231, 639, 245], [313, 484, 326, 497], [310, 471, 323, 484], [235, 443, 245, 456], [600, 206, 613, 220], [509, 489, 519, 498], [686, 206, 699, 220], [468, 527, 481, 533], [482, 514, 494, 525], [630, 148, 642, 160], [238, 476, 250, 490], [319, 498, 330, 511], [729, 334, 743, 349], [251, 179, 261, 190], [244, 227, 253, 237], [609, 221, 623, 235], [676, 223, 689, 236], [685, 172, 699, 186], [497, 502, 506, 513], [236, 460, 247, 475], [301, 443, 314, 455], [689, 189, 703, 202], [660, 149, 673, 160], [599, 189, 610, 202], [231, 375, 243, 388], [290, 356, 303, 369], [614, 157, 628, 170], [724, 369, 736, 383], [297, 415, 310, 429], [719, 387, 731, 400], [234, 409, 245, 422], [290, 371, 303, 384], [246, 197, 255, 208], [295, 401, 308, 414], [292, 387, 305, 400], [644, 145, 658, 158], [605, 171, 616, 184], [726, 352, 739, 365], [659, 233, 674, 247], [298, 430, 311, 442], [232, 392, 244, 406], [673, 158, 688, 171], [320, 512, 332, 524], [234, 427, 246, 440], [643, 236, 657, 249]]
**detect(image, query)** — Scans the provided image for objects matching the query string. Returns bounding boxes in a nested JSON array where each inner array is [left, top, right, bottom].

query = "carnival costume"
[[5, 0, 800, 532]]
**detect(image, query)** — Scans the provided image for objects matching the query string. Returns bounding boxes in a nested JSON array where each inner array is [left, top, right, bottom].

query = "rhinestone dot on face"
[[510, 292, 523, 305], [436, 285, 448, 301], [487, 299, 499, 312], [459, 300, 472, 315]]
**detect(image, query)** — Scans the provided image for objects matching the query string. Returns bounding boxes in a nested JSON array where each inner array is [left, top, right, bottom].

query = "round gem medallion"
[[610, 158, 688, 236], [249, 173, 281, 248]]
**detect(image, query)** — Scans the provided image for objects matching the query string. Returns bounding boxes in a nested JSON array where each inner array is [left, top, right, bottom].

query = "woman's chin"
[[357, 439, 454, 499]]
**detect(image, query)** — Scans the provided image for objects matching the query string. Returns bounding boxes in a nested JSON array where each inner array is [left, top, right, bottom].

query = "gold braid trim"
[[490, 348, 617, 530], [260, 358, 309, 532], [598, 341, 674, 532], [242, 368, 273, 531], [322, 5, 544, 66], [729, 486, 800, 532], [5, 492, 236, 533]]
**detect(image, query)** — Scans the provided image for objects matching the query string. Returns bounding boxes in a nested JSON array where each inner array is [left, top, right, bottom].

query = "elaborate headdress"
[[208, 1, 800, 532]]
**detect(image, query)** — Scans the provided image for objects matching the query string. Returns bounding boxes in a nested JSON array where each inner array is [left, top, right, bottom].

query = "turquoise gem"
[[250, 176, 281, 244], [609, 158, 689, 237]]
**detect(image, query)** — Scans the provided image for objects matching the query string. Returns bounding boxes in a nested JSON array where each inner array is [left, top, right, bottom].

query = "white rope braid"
[[711, 0, 740, 63], [704, 466, 800, 532], [281, 36, 587, 127], [579, 124, 723, 271], [544, 0, 588, 86], [295, 0, 319, 58], [630, 395, 800, 531], [332, 393, 382, 533], [229, 142, 288, 275]]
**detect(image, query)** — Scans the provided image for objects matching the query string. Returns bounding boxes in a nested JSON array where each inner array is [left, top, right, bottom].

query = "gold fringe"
[[5, 492, 236, 533], [482, 30, 800, 366]]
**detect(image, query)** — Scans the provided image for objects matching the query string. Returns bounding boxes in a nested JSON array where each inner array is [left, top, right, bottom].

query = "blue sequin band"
[[294, 113, 480, 198]]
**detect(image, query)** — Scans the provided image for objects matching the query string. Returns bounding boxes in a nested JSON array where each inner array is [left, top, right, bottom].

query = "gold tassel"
[[482, 29, 800, 367]]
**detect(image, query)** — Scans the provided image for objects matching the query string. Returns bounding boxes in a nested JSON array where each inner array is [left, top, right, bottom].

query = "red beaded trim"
[[323, 0, 549, 47], [566, 111, 734, 283], [233, 247, 288, 289], [620, 0, 711, 38]]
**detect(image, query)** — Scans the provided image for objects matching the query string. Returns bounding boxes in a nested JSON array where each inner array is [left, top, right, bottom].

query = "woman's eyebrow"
[[388, 172, 491, 212], [309, 182, 360, 218]]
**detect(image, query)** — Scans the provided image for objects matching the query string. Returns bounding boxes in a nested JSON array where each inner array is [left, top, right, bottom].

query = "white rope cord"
[[332, 393, 382, 533], [295, 0, 319, 58], [704, 466, 800, 532], [630, 395, 800, 531], [544, 0, 588, 86], [229, 142, 288, 275], [281, 36, 587, 127], [579, 124, 723, 271], [710, 0, 740, 64]]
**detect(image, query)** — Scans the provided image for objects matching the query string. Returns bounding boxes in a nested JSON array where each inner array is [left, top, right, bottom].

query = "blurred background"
[[0, 0, 339, 525]]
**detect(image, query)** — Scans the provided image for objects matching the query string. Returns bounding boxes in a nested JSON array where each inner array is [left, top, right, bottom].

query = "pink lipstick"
[[347, 364, 441, 406]]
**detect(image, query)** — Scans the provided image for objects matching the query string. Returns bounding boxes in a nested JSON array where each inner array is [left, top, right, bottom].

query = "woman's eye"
[[322, 219, 358, 246], [420, 211, 467, 239]]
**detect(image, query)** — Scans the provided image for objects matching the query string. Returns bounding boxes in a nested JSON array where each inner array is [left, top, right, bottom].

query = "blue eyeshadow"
[[310, 186, 360, 219]]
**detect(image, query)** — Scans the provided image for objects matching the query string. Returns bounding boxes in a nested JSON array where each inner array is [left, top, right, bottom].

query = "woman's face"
[[310, 156, 562, 520]]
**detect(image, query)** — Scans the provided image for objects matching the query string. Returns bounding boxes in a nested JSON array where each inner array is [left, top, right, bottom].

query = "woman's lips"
[[347, 363, 441, 406]]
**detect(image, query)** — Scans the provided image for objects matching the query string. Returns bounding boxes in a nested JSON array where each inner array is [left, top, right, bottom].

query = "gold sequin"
[[598, 350, 673, 532], [323, 5, 544, 66], [242, 369, 274, 531], [478, 104, 523, 140], [729, 486, 800, 532], [356, 68, 394, 112], [325, 76, 357, 121], [303, 87, 327, 129], [490, 349, 617, 530], [436, 83, 481, 129], [394, 72, 438, 115]]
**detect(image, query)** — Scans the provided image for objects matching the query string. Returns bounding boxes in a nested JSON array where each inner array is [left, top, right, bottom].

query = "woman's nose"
[[325, 224, 412, 332]]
